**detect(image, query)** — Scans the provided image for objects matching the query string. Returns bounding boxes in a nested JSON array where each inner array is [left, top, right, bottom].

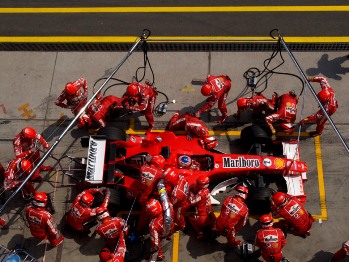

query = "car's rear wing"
[[85, 136, 106, 184], [282, 141, 307, 202]]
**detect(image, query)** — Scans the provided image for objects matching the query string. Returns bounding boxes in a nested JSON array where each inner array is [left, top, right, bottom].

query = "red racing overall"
[[55, 78, 88, 116], [255, 227, 286, 262], [25, 204, 64, 246], [66, 188, 110, 231], [123, 82, 157, 131], [272, 194, 314, 236], [168, 112, 210, 140], [265, 92, 298, 135], [214, 196, 249, 246], [300, 77, 338, 136]]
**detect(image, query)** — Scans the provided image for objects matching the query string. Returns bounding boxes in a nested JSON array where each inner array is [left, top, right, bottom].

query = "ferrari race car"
[[77, 126, 307, 215]]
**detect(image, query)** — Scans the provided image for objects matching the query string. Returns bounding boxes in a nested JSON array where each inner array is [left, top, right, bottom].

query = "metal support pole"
[[276, 31, 349, 154], [0, 29, 151, 214]]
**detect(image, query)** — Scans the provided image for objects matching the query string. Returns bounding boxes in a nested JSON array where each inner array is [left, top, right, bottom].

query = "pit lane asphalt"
[[0, 50, 349, 262]]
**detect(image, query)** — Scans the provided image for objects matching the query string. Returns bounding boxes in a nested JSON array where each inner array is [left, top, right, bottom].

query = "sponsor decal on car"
[[274, 158, 285, 169], [263, 158, 272, 167], [223, 156, 260, 168]]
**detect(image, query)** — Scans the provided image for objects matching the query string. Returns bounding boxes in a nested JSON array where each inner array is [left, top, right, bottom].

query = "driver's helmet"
[[178, 155, 192, 168]]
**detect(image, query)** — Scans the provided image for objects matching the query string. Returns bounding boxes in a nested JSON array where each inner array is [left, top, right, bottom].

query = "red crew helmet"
[[196, 175, 209, 188], [146, 198, 162, 217], [317, 89, 331, 104], [80, 193, 94, 207], [235, 185, 248, 200], [21, 127, 37, 139], [272, 192, 287, 206], [237, 97, 248, 108], [178, 155, 192, 168], [150, 155, 165, 169], [126, 83, 140, 97], [163, 167, 179, 185], [65, 82, 79, 95], [20, 159, 32, 174], [201, 84, 213, 96], [96, 207, 110, 221], [203, 136, 218, 150], [260, 214, 273, 228], [32, 192, 48, 207], [99, 248, 112, 261]]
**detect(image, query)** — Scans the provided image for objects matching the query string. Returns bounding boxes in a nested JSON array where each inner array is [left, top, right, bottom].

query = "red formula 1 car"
[[78, 126, 307, 215]]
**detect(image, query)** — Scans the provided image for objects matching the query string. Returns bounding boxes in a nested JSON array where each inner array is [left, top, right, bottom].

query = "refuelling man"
[[96, 207, 127, 262], [255, 214, 287, 262], [195, 74, 232, 123], [271, 192, 315, 238], [299, 76, 338, 137], [163, 167, 190, 231], [136, 155, 166, 232], [13, 126, 51, 170], [25, 192, 64, 247], [65, 187, 110, 233], [55, 78, 88, 116], [213, 185, 249, 247], [265, 91, 298, 135], [188, 175, 216, 240], [123, 81, 157, 131]]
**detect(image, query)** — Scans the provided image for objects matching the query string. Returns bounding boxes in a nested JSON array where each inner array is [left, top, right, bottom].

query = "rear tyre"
[[245, 187, 273, 216], [97, 126, 126, 141]]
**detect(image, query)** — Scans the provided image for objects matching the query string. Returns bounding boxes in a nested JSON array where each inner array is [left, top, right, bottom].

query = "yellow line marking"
[[1, 36, 349, 43], [0, 6, 349, 13], [314, 136, 327, 220], [181, 84, 196, 93], [172, 232, 179, 262]]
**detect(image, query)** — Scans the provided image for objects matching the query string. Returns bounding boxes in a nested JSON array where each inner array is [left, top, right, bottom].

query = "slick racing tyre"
[[97, 126, 126, 141], [245, 187, 273, 215]]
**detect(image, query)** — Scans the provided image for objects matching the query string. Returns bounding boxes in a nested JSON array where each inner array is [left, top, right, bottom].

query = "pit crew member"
[[13, 126, 51, 170], [163, 167, 190, 231], [254, 214, 287, 262], [146, 198, 166, 261], [167, 112, 218, 150], [299, 76, 338, 137], [330, 240, 349, 262], [234, 93, 277, 119], [136, 155, 166, 232], [96, 207, 126, 262], [265, 91, 298, 135], [123, 81, 157, 131], [195, 74, 232, 123], [25, 192, 64, 247], [55, 78, 88, 116], [213, 185, 249, 247], [78, 94, 124, 128], [4, 158, 39, 199], [188, 175, 216, 239], [99, 233, 126, 262], [65, 187, 110, 233], [271, 192, 315, 238]]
